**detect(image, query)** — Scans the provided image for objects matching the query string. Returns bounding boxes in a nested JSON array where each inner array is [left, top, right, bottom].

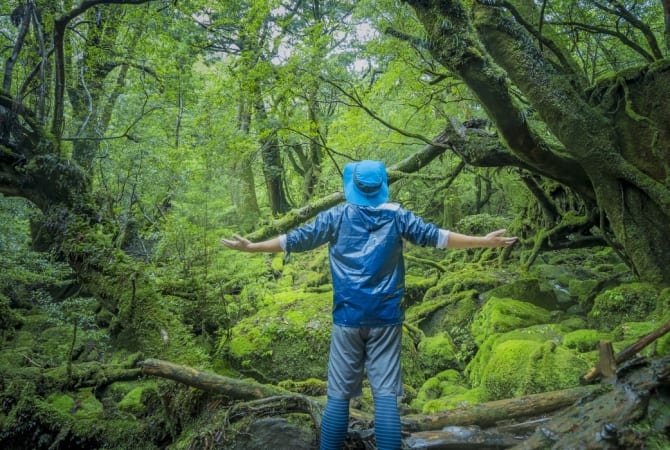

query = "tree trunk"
[[403, 0, 670, 283]]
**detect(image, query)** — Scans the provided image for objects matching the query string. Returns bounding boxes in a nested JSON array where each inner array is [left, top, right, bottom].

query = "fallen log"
[[405, 426, 521, 449], [139, 358, 289, 400], [581, 317, 670, 384], [0, 359, 143, 394], [517, 356, 670, 449], [401, 384, 606, 432]]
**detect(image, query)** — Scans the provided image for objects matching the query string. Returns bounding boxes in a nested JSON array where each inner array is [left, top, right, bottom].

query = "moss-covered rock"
[[417, 332, 459, 377], [423, 264, 510, 300], [421, 387, 488, 413], [404, 274, 439, 307], [470, 297, 553, 345], [219, 289, 332, 383], [588, 283, 662, 330], [478, 340, 589, 400], [411, 369, 472, 412], [483, 278, 559, 310], [466, 323, 567, 387], [563, 329, 614, 353]]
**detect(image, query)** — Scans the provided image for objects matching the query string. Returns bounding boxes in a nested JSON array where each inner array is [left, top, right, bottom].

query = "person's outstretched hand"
[[484, 229, 518, 248], [220, 234, 252, 252]]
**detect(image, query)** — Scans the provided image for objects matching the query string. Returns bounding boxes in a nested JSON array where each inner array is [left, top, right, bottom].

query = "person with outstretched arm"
[[221, 160, 517, 450]]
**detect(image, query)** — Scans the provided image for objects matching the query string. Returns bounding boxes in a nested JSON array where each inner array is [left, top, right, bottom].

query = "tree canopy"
[[2, 1, 670, 448]]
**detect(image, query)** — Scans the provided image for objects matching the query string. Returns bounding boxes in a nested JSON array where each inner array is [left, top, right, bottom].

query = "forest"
[[1, 0, 669, 449]]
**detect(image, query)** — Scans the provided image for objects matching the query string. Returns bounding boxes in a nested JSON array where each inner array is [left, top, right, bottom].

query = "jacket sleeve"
[[284, 207, 341, 253], [395, 207, 441, 247]]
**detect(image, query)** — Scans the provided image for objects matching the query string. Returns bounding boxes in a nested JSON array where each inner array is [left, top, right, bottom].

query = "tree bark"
[[402, 385, 604, 432], [139, 358, 289, 400], [403, 0, 670, 283]]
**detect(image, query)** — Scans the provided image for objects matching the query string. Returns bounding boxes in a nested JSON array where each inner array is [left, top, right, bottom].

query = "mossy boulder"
[[563, 329, 614, 353], [277, 378, 327, 397], [406, 290, 479, 365], [466, 323, 567, 386], [417, 332, 460, 377], [588, 283, 661, 330], [470, 297, 554, 346], [420, 387, 487, 414], [220, 289, 332, 383], [404, 274, 439, 307], [411, 369, 478, 413], [478, 340, 590, 400], [482, 278, 559, 310], [423, 264, 509, 300], [118, 386, 147, 414]]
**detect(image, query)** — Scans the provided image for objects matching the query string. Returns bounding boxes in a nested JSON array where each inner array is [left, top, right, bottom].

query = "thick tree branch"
[[596, 0, 664, 59], [3, 1, 32, 92], [547, 20, 656, 62], [51, 0, 156, 139], [245, 131, 453, 241]]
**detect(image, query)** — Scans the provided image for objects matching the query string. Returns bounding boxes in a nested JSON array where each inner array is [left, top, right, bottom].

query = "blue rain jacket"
[[285, 203, 441, 327]]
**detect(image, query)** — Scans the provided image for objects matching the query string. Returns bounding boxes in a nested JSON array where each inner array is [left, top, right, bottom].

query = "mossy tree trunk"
[[0, 0, 159, 342], [404, 0, 670, 283]]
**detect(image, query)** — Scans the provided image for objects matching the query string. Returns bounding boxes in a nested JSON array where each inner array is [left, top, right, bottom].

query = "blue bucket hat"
[[343, 160, 389, 207]]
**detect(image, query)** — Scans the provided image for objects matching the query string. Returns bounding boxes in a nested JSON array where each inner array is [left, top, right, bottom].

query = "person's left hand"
[[220, 234, 252, 252], [484, 229, 518, 248]]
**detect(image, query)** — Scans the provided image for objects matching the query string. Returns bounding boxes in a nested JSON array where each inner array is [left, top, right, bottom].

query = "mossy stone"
[[466, 323, 566, 386], [220, 289, 332, 382], [417, 332, 459, 376], [483, 278, 558, 310], [588, 283, 661, 330], [470, 297, 553, 345], [563, 329, 614, 353], [479, 340, 589, 400], [118, 387, 146, 414]]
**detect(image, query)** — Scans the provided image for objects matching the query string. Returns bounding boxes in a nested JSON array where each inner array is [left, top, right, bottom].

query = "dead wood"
[[517, 356, 670, 449], [405, 426, 521, 449], [139, 358, 289, 400], [138, 356, 670, 449], [401, 384, 605, 432], [2, 359, 143, 394], [581, 318, 670, 383]]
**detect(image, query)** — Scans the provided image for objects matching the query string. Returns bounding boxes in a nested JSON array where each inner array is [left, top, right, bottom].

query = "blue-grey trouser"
[[320, 324, 403, 450]]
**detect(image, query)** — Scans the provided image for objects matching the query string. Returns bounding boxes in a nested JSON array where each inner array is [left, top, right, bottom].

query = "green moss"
[[483, 278, 558, 310], [479, 340, 589, 400], [47, 392, 75, 414], [218, 289, 332, 382], [404, 274, 439, 306], [411, 369, 488, 413], [559, 316, 588, 331], [563, 329, 614, 353], [418, 332, 459, 376], [72, 389, 103, 419], [470, 297, 553, 345], [423, 262, 511, 300], [118, 387, 145, 413], [421, 387, 488, 413], [466, 323, 566, 385], [277, 378, 327, 397], [588, 283, 661, 330]]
